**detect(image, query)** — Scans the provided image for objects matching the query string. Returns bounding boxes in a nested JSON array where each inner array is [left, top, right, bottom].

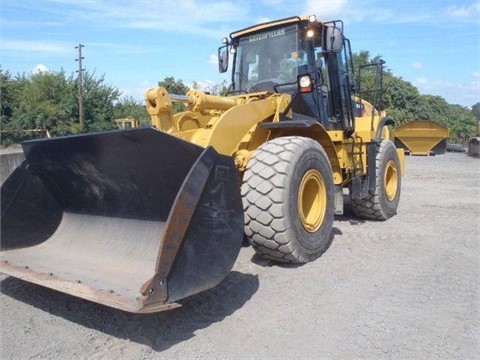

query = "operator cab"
[[219, 15, 355, 132], [233, 25, 305, 93]]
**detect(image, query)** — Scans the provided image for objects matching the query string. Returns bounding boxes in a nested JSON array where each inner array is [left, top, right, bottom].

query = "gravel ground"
[[1, 153, 479, 359]]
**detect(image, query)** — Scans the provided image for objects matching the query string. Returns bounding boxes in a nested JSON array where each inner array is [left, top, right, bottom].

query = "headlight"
[[298, 75, 314, 93], [299, 76, 311, 87]]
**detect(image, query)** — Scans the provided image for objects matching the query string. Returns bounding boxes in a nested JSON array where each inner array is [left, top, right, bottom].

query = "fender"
[[262, 120, 343, 185], [375, 117, 395, 140]]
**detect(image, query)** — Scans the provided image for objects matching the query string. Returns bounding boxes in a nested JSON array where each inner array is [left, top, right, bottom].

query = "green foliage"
[[1, 69, 80, 143], [0, 69, 16, 120], [352, 52, 477, 143], [0, 69, 132, 145], [158, 76, 189, 95], [353, 51, 387, 109], [1, 55, 476, 146], [472, 102, 480, 119], [446, 105, 477, 142], [82, 71, 121, 132], [114, 96, 150, 127]]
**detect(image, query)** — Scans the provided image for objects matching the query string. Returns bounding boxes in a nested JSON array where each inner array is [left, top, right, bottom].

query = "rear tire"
[[241, 136, 334, 263], [351, 140, 401, 220]]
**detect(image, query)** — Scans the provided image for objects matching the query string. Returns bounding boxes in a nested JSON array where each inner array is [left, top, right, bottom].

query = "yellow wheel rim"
[[298, 169, 326, 233], [384, 160, 398, 201]]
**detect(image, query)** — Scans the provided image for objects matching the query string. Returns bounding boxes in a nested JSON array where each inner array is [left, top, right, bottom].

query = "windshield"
[[232, 25, 309, 93]]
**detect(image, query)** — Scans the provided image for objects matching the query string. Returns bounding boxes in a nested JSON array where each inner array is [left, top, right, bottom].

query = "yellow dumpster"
[[394, 120, 450, 156]]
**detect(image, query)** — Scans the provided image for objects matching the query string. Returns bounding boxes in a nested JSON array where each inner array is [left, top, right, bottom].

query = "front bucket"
[[0, 128, 244, 313]]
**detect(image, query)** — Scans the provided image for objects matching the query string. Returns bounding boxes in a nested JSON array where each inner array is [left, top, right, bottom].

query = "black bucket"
[[0, 127, 243, 313]]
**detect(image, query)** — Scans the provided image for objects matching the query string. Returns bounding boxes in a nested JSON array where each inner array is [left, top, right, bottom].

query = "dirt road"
[[1, 153, 479, 359]]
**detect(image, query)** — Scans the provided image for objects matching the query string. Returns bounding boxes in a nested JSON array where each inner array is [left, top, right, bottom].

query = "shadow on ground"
[[334, 197, 367, 225], [1, 270, 259, 352]]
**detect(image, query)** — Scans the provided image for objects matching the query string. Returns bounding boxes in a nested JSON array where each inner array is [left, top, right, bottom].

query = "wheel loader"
[[0, 15, 404, 313]]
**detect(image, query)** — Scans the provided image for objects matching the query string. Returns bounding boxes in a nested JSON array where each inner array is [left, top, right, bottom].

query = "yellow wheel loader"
[[0, 15, 404, 313]]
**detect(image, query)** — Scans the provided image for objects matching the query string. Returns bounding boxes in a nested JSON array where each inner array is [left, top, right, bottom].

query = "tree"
[[352, 51, 388, 109], [351, 51, 477, 142], [3, 70, 79, 138], [0, 69, 15, 119], [81, 71, 121, 132], [472, 102, 480, 120], [1, 69, 124, 145], [446, 105, 477, 142], [114, 96, 150, 127], [0, 69, 30, 144], [158, 76, 189, 95]]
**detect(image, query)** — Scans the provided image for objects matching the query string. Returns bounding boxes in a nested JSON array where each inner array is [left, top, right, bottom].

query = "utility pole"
[[75, 44, 85, 132]]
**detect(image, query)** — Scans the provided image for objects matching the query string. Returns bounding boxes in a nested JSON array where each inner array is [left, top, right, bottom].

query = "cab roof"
[[230, 15, 320, 40]]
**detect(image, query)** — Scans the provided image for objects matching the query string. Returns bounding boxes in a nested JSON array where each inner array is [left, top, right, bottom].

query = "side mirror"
[[218, 45, 229, 73], [323, 26, 343, 53]]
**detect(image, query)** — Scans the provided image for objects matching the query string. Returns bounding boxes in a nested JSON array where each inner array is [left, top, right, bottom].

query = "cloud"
[[255, 17, 273, 24], [305, 0, 348, 21], [88, 42, 152, 55], [305, 0, 400, 24], [261, 0, 282, 5], [411, 61, 423, 70], [31, 64, 50, 74], [303, 0, 446, 24], [1, 39, 71, 54], [446, 1, 480, 20], [1, 39, 151, 60], [208, 54, 218, 65], [412, 76, 480, 106], [414, 76, 428, 85], [48, 0, 248, 39], [189, 79, 216, 90], [118, 79, 156, 101]]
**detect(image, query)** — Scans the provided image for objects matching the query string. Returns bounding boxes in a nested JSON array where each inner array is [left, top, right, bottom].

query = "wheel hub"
[[298, 169, 326, 233], [384, 160, 398, 201]]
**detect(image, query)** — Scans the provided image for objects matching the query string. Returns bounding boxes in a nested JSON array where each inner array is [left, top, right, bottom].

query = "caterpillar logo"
[[249, 28, 286, 42]]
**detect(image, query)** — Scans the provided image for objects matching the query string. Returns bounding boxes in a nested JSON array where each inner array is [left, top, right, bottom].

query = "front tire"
[[241, 136, 334, 263], [351, 140, 401, 220]]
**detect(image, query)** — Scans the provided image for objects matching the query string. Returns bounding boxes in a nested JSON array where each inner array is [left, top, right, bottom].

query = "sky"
[[1, 0, 479, 107]]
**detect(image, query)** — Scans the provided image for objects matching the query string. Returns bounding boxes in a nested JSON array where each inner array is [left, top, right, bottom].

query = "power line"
[[75, 44, 85, 132]]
